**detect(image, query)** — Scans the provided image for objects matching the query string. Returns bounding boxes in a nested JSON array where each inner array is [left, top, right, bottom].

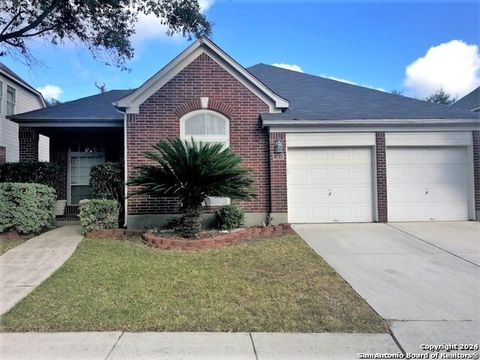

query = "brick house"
[[8, 38, 480, 228]]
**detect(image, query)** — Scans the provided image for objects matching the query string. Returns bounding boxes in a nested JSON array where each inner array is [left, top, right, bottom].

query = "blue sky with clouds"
[[2, 0, 479, 102]]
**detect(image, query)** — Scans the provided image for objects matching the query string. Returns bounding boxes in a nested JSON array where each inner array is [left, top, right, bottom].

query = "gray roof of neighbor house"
[[0, 62, 45, 105], [9, 89, 134, 123], [247, 63, 480, 122], [451, 87, 480, 111]]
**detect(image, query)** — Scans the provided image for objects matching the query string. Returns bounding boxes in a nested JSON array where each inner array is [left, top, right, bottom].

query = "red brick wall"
[[375, 132, 388, 222], [127, 53, 270, 215], [473, 131, 480, 214], [0, 146, 5, 164], [50, 139, 68, 200], [269, 132, 287, 213], [19, 127, 39, 162]]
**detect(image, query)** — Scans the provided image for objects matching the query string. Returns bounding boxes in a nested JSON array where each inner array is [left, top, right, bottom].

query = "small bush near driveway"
[[0, 183, 56, 234], [214, 205, 245, 230], [79, 199, 119, 233], [0, 234, 387, 333]]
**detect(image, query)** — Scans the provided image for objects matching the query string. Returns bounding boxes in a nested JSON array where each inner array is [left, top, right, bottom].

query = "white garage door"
[[287, 147, 373, 223], [387, 147, 469, 221]]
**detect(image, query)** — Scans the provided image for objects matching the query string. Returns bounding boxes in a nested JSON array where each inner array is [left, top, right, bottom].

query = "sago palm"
[[128, 138, 256, 237]]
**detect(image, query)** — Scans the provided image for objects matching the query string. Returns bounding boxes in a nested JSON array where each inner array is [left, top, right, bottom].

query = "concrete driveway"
[[294, 222, 480, 353]]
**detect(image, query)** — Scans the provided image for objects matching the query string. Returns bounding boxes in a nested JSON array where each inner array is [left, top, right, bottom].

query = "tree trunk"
[[180, 205, 202, 238]]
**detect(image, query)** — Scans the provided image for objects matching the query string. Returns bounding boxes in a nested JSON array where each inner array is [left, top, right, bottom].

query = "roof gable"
[[113, 38, 289, 113], [0, 62, 46, 107]]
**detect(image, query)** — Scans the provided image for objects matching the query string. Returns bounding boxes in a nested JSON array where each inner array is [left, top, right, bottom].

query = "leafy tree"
[[0, 0, 211, 68], [424, 88, 457, 105], [129, 138, 256, 238], [45, 98, 62, 106]]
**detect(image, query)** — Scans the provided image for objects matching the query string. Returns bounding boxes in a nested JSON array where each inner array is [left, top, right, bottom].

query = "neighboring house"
[[0, 62, 47, 163], [8, 38, 480, 226], [452, 86, 480, 112]]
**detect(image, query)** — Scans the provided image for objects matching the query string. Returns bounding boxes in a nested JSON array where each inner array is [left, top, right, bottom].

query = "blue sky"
[[2, 0, 479, 102]]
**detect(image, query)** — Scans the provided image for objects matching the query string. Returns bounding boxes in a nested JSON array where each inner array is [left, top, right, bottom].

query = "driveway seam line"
[[388, 327, 406, 356], [249, 333, 259, 360], [386, 224, 480, 268], [105, 331, 124, 360]]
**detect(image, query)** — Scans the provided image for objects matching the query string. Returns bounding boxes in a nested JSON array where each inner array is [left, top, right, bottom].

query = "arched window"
[[180, 110, 230, 147]]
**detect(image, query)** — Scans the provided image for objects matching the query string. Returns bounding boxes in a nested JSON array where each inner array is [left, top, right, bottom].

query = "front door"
[[69, 145, 105, 205]]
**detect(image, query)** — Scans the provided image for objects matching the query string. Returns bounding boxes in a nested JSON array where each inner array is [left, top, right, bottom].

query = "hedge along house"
[[9, 38, 480, 228]]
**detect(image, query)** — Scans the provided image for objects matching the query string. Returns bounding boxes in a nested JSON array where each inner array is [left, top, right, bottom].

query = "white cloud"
[[37, 85, 62, 100], [272, 63, 304, 72], [324, 75, 385, 92], [404, 40, 480, 98], [199, 0, 215, 12], [132, 0, 215, 44], [325, 75, 357, 85]]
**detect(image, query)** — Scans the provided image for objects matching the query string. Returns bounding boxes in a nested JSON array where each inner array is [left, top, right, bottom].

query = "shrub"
[[129, 138, 255, 238], [0, 162, 60, 188], [90, 162, 124, 201], [0, 183, 56, 234], [79, 199, 119, 233], [214, 205, 245, 230]]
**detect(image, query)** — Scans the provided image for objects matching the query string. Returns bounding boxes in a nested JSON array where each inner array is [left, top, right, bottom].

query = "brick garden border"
[[143, 224, 294, 251], [84, 229, 143, 239], [85, 224, 295, 251]]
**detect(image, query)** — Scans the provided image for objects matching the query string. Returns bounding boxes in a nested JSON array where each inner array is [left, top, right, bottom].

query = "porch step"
[[55, 219, 81, 226], [65, 206, 80, 216]]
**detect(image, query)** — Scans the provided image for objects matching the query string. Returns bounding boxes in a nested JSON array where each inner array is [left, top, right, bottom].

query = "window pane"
[[205, 114, 226, 135], [6, 102, 14, 116], [7, 86, 15, 103], [185, 114, 205, 135], [71, 185, 92, 205]]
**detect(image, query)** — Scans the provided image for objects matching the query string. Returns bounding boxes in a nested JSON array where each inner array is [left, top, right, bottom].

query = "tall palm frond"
[[128, 138, 256, 210]]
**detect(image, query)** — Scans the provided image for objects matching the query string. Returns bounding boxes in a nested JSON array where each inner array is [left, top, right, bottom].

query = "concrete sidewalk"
[[0, 331, 401, 360], [0, 225, 83, 314]]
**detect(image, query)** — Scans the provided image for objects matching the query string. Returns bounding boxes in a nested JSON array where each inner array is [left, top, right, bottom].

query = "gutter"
[[262, 118, 480, 127]]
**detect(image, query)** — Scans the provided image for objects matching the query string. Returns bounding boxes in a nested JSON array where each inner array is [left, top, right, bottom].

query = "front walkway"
[[0, 331, 400, 359], [0, 225, 83, 315], [294, 222, 480, 354]]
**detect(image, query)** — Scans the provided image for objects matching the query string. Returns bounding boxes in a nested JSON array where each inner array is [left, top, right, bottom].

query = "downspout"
[[123, 112, 128, 228]]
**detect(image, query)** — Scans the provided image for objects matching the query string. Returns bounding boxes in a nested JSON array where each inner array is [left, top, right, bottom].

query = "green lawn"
[[0, 234, 386, 333], [0, 238, 25, 255]]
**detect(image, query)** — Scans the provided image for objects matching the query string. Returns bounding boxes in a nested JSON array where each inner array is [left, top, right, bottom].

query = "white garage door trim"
[[386, 132, 475, 221], [287, 146, 375, 223], [286, 133, 378, 223], [286, 132, 375, 147]]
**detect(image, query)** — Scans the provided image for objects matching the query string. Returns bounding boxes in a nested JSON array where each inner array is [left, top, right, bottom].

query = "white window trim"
[[6, 85, 16, 116], [180, 109, 231, 207], [0, 80, 3, 114], [180, 109, 230, 147]]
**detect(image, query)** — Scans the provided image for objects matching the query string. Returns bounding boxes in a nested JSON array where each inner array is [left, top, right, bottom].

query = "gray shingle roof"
[[10, 89, 134, 122], [451, 87, 480, 111], [10, 63, 480, 124], [248, 64, 480, 121]]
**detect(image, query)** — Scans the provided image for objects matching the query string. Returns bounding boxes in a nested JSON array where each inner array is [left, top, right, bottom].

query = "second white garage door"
[[287, 147, 373, 223], [387, 147, 469, 221]]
